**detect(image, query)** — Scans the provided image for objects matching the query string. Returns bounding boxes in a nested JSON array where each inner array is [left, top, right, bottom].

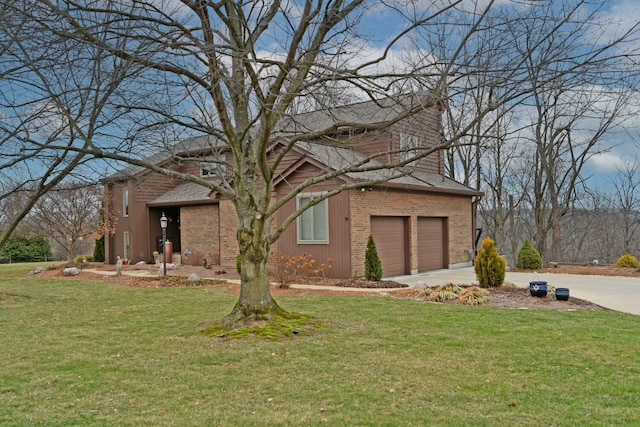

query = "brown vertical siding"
[[389, 108, 443, 174], [275, 165, 352, 279], [106, 168, 191, 264], [331, 129, 393, 164], [106, 181, 131, 263], [103, 183, 117, 264]]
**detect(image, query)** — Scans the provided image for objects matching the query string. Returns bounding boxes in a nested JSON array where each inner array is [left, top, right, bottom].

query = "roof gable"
[[272, 140, 480, 196]]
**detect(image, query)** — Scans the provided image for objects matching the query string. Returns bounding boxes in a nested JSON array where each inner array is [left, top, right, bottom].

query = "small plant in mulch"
[[407, 288, 433, 299], [428, 283, 462, 302], [270, 252, 333, 288], [458, 286, 490, 306]]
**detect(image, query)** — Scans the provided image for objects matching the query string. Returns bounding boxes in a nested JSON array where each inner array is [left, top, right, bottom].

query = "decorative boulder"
[[63, 267, 80, 276], [33, 267, 45, 275], [187, 273, 200, 282], [413, 281, 428, 289]]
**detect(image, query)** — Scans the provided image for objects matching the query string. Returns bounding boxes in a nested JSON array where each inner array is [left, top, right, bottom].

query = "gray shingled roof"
[[106, 94, 426, 181], [106, 93, 478, 196], [275, 93, 426, 135], [105, 134, 225, 181], [147, 181, 216, 206], [295, 141, 480, 195]]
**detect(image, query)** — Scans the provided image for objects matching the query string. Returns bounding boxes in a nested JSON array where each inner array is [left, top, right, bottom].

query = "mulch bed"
[[31, 263, 608, 311], [334, 278, 408, 288]]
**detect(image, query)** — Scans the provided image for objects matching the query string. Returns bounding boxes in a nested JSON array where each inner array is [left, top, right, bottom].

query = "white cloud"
[[587, 152, 635, 174], [587, 0, 640, 46]]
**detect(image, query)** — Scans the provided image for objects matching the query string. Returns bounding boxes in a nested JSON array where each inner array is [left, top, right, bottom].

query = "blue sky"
[[1, 0, 639, 190]]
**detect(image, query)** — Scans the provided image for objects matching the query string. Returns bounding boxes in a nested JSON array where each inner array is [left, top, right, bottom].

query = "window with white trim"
[[200, 155, 227, 177], [123, 231, 130, 259], [297, 193, 328, 243], [400, 133, 420, 164], [123, 188, 129, 217]]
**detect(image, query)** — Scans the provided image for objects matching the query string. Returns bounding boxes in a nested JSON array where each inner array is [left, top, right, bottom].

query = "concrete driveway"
[[390, 267, 640, 316]]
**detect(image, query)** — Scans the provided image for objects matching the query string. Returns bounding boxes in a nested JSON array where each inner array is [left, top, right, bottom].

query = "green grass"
[[1, 263, 640, 426]]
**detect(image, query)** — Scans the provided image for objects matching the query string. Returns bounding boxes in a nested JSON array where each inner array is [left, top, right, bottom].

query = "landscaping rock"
[[413, 281, 428, 289], [63, 267, 80, 276], [33, 267, 45, 274], [187, 273, 200, 282]]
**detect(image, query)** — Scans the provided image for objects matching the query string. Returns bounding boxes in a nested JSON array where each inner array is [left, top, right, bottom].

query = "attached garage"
[[370, 216, 408, 277], [417, 217, 447, 272]]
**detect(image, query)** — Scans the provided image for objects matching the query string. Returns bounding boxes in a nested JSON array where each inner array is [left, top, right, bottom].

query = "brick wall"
[[349, 188, 473, 277], [219, 199, 240, 268], [180, 205, 220, 265]]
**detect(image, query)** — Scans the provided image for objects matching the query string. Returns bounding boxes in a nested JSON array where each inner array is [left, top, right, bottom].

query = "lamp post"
[[160, 212, 168, 276]]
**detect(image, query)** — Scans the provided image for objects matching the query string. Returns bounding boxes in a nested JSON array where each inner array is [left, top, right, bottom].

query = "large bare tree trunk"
[[223, 218, 290, 327]]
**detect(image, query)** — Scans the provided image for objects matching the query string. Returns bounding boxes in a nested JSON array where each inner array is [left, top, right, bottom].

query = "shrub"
[[364, 235, 383, 281], [615, 254, 638, 269], [0, 234, 52, 262], [93, 236, 105, 262], [407, 288, 433, 299], [458, 286, 490, 306], [271, 252, 333, 288], [516, 239, 542, 270], [428, 283, 461, 302], [474, 237, 506, 288]]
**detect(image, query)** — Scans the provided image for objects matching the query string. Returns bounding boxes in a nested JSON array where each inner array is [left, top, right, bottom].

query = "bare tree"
[[0, 2, 136, 249], [4, 0, 639, 329], [1, 0, 517, 329], [609, 158, 640, 255], [444, 0, 640, 264], [25, 184, 103, 262]]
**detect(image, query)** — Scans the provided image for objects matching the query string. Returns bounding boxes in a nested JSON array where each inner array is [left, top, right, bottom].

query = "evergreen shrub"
[[474, 237, 506, 288], [615, 254, 638, 269], [516, 239, 542, 270], [93, 236, 105, 262], [364, 235, 383, 281]]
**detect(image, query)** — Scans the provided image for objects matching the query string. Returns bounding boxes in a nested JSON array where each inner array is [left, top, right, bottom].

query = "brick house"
[[103, 96, 482, 278]]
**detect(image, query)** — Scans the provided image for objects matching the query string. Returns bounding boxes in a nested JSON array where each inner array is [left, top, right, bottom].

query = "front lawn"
[[1, 263, 639, 426]]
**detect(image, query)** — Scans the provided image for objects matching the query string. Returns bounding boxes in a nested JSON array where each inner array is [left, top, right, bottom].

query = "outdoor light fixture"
[[160, 212, 168, 276]]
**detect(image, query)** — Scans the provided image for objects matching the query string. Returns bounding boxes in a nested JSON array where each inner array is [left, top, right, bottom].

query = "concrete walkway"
[[389, 267, 640, 316]]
